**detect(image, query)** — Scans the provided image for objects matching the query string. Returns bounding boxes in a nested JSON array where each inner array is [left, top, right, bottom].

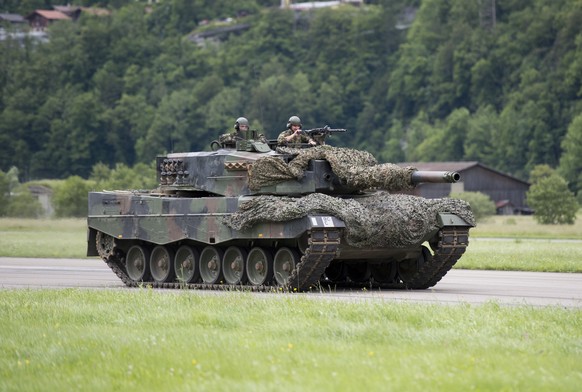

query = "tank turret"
[[87, 131, 474, 292]]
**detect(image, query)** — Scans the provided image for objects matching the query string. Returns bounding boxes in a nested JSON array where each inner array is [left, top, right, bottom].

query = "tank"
[[87, 135, 475, 291]]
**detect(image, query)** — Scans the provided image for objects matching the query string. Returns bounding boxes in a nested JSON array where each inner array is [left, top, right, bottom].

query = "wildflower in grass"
[[288, 343, 293, 350], [368, 351, 374, 357], [192, 359, 197, 366]]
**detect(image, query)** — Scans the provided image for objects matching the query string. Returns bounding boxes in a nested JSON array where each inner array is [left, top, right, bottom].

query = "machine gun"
[[302, 125, 347, 137], [301, 125, 347, 145]]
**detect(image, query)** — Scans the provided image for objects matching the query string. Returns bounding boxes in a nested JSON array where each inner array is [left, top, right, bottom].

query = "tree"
[[558, 113, 582, 195], [526, 166, 578, 225]]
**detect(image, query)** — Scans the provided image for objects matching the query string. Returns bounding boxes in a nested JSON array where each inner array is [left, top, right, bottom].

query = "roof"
[[397, 161, 530, 185], [26, 10, 71, 21], [286, 0, 363, 10], [398, 161, 480, 172], [0, 13, 26, 23]]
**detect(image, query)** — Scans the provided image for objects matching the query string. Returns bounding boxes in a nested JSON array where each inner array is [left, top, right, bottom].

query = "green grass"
[[472, 213, 582, 239], [457, 238, 582, 272], [0, 218, 86, 258], [0, 289, 580, 391]]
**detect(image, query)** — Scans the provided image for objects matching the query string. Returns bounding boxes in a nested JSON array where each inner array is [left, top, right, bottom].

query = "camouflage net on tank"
[[247, 145, 417, 192], [223, 192, 475, 249]]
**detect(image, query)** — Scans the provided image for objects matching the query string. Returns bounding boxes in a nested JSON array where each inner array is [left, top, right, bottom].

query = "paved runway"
[[1, 257, 581, 307]]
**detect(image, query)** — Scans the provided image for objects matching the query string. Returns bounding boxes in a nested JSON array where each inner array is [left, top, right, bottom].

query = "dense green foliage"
[[449, 191, 496, 222], [526, 165, 579, 224], [0, 167, 43, 217], [1, 0, 581, 201], [4, 185, 43, 217], [0, 164, 155, 218]]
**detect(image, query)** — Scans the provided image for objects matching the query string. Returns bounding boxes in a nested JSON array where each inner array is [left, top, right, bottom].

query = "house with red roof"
[[25, 10, 71, 30]]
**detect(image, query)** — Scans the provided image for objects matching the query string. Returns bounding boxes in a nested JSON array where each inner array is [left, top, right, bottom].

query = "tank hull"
[[88, 190, 472, 291]]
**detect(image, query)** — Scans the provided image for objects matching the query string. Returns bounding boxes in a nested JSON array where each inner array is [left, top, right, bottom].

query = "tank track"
[[322, 226, 470, 290], [99, 226, 467, 291], [400, 226, 470, 289], [99, 227, 341, 292]]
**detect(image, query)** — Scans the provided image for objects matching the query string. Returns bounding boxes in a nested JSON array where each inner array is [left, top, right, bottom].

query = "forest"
[[1, 0, 581, 198]]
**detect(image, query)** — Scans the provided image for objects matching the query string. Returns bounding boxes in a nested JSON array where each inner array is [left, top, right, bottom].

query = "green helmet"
[[234, 117, 249, 130], [287, 115, 301, 128]]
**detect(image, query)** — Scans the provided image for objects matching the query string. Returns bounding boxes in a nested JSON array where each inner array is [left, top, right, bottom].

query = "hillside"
[[0, 0, 581, 196]]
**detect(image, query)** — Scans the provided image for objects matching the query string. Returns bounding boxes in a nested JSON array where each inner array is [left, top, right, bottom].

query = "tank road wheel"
[[200, 246, 224, 284], [246, 247, 273, 286], [398, 246, 430, 285], [324, 261, 346, 282], [346, 263, 371, 283], [370, 262, 398, 284], [222, 246, 247, 285], [174, 245, 200, 283], [273, 247, 300, 286], [96, 231, 116, 260], [150, 246, 175, 283], [125, 245, 151, 282]]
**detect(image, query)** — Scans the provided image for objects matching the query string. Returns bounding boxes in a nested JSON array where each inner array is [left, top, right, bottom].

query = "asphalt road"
[[1, 257, 581, 307]]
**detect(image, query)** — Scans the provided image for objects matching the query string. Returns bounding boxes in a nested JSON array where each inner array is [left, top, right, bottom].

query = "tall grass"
[[1, 289, 580, 391]]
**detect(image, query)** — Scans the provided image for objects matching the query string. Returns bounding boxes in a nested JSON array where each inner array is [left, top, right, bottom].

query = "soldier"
[[277, 116, 316, 147], [219, 117, 249, 144]]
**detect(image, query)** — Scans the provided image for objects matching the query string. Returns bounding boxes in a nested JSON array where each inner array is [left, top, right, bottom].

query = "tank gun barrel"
[[411, 170, 460, 184]]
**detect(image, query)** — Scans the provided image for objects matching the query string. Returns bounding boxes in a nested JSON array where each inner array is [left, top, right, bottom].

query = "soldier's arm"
[[277, 131, 289, 145]]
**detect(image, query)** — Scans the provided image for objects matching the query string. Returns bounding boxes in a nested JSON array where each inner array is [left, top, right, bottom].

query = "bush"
[[449, 191, 496, 222], [5, 186, 43, 218], [527, 174, 578, 224], [53, 176, 93, 217], [90, 162, 157, 190]]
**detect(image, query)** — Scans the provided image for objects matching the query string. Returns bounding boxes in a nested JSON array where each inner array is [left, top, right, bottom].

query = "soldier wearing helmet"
[[277, 115, 316, 147], [219, 117, 266, 145]]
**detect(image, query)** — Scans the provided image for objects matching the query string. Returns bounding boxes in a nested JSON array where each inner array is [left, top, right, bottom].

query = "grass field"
[[1, 217, 581, 390], [471, 214, 582, 239], [1, 290, 580, 391]]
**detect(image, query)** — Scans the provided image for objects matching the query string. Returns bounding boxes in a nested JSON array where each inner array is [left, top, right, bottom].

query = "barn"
[[397, 161, 531, 215]]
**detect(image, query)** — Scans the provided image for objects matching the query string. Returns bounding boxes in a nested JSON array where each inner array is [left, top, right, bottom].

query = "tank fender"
[[437, 213, 474, 227]]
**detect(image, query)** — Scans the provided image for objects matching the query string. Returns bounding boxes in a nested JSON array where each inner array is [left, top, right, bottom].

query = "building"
[[28, 185, 54, 217], [25, 10, 71, 31], [397, 161, 531, 215], [0, 13, 26, 26], [281, 0, 364, 10]]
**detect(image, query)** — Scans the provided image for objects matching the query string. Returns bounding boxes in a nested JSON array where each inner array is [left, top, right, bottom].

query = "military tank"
[[87, 132, 474, 291]]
